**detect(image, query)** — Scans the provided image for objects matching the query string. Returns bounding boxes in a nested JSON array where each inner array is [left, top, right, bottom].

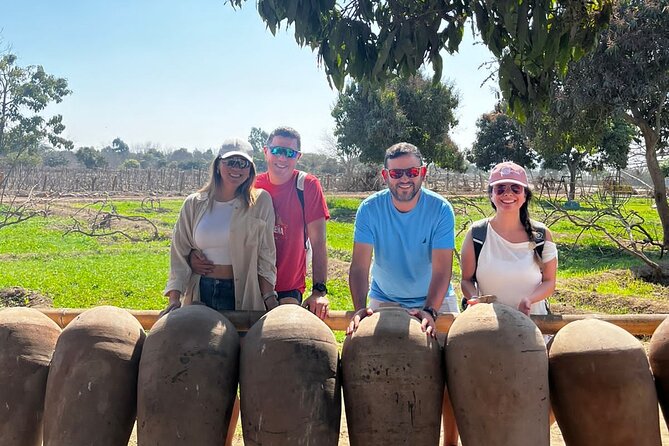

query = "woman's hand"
[[159, 302, 181, 318], [518, 297, 532, 316]]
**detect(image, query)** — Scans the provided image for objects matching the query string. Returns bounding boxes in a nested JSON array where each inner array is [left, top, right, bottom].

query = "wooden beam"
[[36, 308, 668, 336]]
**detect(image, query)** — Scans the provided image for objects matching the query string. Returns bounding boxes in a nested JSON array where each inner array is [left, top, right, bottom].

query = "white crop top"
[[475, 225, 558, 315], [193, 200, 234, 265]]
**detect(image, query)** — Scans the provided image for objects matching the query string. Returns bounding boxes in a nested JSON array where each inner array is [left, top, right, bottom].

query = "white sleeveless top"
[[476, 225, 558, 315], [193, 200, 234, 264]]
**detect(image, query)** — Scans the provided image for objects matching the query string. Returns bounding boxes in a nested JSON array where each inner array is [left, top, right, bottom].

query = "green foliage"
[[541, 0, 669, 245], [229, 0, 612, 116], [0, 52, 72, 160], [248, 127, 268, 171], [470, 110, 536, 170], [661, 160, 669, 177], [42, 149, 71, 167], [121, 158, 141, 169], [111, 137, 130, 154], [332, 74, 462, 168], [75, 146, 108, 169]]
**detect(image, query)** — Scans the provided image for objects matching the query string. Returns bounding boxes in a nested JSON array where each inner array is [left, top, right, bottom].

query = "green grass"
[[1, 195, 666, 317]]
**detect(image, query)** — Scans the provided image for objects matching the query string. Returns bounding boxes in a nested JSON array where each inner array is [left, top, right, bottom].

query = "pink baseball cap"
[[488, 161, 529, 187]]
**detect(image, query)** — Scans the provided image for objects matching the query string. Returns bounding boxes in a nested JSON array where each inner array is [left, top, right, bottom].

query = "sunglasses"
[[385, 166, 422, 179], [222, 157, 251, 169], [493, 183, 524, 195], [269, 146, 300, 159]]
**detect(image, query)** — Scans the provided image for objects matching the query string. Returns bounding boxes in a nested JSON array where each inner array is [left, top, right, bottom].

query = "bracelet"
[[262, 291, 278, 301]]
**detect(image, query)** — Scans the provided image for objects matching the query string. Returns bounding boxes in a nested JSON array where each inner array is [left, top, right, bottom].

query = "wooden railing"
[[38, 309, 668, 336]]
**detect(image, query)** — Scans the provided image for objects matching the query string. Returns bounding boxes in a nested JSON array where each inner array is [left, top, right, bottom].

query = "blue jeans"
[[199, 277, 235, 311], [277, 289, 303, 304]]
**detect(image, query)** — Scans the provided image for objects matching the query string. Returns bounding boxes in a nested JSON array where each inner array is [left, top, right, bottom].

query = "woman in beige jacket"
[[163, 138, 277, 314]]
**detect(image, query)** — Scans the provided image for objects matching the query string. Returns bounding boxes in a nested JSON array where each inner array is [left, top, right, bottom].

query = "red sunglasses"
[[385, 166, 422, 179]]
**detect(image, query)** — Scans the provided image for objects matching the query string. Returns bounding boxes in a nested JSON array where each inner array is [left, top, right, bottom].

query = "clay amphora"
[[650, 316, 669, 429], [240, 304, 340, 445], [43, 306, 145, 446], [137, 304, 239, 445], [550, 319, 661, 446], [446, 302, 549, 446], [0, 307, 61, 446], [342, 307, 443, 446]]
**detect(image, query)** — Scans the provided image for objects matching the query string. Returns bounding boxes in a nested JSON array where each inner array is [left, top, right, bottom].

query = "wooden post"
[[36, 309, 668, 336]]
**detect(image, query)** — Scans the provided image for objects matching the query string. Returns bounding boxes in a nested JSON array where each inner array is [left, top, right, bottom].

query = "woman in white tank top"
[[460, 161, 558, 316]]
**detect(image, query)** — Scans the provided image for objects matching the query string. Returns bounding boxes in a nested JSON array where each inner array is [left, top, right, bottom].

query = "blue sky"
[[2, 1, 498, 154]]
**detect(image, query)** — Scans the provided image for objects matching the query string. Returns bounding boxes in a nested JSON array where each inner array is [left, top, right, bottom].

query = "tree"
[[43, 150, 71, 168], [111, 137, 130, 155], [0, 52, 72, 159], [0, 52, 72, 230], [526, 106, 634, 201], [543, 0, 669, 247], [229, 0, 612, 114], [121, 159, 140, 169], [75, 146, 107, 169], [470, 109, 536, 171], [248, 127, 269, 170], [332, 74, 461, 168]]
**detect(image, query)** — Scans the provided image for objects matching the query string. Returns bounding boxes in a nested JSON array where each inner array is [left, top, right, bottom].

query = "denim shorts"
[[277, 289, 303, 304], [199, 277, 235, 311]]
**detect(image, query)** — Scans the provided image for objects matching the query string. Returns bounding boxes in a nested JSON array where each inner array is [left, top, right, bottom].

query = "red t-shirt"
[[255, 171, 330, 293]]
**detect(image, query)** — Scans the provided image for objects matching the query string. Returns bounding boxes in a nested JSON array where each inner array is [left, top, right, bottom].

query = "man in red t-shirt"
[[190, 127, 330, 319], [254, 126, 330, 319]]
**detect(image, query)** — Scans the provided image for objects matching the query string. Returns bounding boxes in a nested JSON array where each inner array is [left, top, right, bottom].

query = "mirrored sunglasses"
[[223, 157, 251, 169], [494, 183, 524, 195], [386, 167, 422, 179], [269, 146, 300, 159]]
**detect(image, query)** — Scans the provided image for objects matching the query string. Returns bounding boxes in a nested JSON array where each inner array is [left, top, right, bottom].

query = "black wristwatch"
[[312, 282, 328, 294], [423, 306, 438, 321]]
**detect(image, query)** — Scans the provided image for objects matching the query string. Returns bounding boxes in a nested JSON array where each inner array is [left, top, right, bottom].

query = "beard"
[[388, 181, 420, 202]]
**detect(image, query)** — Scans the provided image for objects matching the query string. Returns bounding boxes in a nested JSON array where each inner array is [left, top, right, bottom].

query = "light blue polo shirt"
[[354, 188, 456, 308]]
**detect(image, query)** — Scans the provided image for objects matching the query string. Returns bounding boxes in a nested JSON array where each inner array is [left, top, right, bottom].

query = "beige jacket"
[[164, 189, 276, 310]]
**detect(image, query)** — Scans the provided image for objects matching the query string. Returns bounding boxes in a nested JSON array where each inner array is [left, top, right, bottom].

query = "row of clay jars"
[[0, 306, 145, 446], [3, 303, 667, 446], [450, 304, 664, 446], [138, 304, 342, 446], [0, 304, 340, 446]]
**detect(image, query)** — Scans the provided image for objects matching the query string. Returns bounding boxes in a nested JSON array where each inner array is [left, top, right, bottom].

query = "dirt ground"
[[125, 404, 669, 445]]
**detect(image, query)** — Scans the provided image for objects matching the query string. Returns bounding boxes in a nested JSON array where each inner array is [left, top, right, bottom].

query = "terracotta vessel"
[[240, 305, 340, 445], [0, 307, 61, 446], [43, 306, 145, 446], [342, 307, 443, 446], [650, 316, 669, 429], [550, 319, 661, 446], [446, 303, 549, 446], [137, 304, 239, 445]]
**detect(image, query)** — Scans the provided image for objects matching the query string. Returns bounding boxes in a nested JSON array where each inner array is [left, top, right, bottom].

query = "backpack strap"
[[471, 218, 489, 284], [295, 171, 308, 250], [530, 220, 547, 259]]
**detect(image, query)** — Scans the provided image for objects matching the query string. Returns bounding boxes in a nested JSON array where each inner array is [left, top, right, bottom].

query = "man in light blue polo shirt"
[[346, 142, 459, 446], [347, 142, 458, 336]]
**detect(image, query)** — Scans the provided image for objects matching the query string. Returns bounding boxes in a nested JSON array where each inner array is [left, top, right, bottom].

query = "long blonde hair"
[[199, 156, 257, 209]]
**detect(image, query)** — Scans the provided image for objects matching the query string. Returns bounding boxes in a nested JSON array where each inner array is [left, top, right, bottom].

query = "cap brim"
[[220, 151, 253, 162], [489, 179, 528, 188]]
